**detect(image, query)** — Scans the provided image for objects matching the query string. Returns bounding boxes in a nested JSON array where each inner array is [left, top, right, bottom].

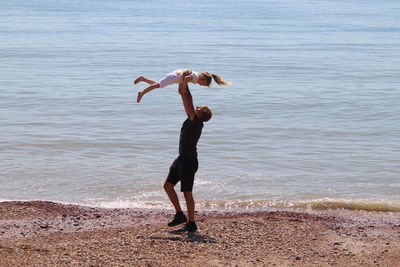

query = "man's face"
[[196, 105, 210, 120], [195, 106, 205, 119]]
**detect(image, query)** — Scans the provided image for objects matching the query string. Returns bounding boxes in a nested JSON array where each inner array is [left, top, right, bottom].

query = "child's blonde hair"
[[201, 72, 232, 87]]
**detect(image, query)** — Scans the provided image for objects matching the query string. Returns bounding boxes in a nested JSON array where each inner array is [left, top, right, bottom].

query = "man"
[[163, 81, 212, 232]]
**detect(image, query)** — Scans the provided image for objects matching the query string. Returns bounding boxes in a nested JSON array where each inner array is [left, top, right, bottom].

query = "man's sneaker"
[[183, 221, 197, 233], [167, 212, 187, 227]]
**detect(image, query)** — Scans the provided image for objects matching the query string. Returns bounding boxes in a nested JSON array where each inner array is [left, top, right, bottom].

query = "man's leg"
[[183, 192, 195, 222], [164, 182, 188, 227], [182, 191, 197, 232], [163, 182, 182, 212], [178, 158, 198, 231]]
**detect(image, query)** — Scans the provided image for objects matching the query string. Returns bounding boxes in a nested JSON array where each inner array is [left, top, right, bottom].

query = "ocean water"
[[1, 0, 399, 211]]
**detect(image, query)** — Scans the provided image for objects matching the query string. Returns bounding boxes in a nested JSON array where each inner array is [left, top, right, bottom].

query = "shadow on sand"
[[139, 231, 217, 244]]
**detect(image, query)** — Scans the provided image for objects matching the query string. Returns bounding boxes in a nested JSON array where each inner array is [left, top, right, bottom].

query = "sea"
[[1, 0, 399, 212]]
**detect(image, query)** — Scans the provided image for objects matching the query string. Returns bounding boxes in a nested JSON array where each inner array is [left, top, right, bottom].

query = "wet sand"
[[1, 201, 399, 266]]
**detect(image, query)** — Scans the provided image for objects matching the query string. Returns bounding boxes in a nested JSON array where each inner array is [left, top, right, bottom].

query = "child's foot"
[[167, 212, 187, 227], [134, 76, 144, 84], [137, 91, 143, 103]]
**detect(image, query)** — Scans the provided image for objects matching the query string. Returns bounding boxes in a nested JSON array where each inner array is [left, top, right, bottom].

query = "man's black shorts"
[[166, 156, 198, 192]]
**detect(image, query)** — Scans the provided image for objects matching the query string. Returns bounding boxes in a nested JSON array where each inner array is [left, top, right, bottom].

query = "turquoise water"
[[1, 0, 400, 211]]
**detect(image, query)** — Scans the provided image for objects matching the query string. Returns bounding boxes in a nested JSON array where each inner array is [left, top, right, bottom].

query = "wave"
[[1, 198, 399, 212], [197, 198, 400, 212]]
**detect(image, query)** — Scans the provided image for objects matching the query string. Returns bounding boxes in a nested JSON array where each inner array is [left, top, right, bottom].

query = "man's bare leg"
[[164, 182, 188, 227], [163, 182, 183, 212], [183, 192, 195, 222]]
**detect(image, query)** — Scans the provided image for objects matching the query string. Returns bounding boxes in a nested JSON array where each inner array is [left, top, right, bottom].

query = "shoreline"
[[1, 201, 399, 266]]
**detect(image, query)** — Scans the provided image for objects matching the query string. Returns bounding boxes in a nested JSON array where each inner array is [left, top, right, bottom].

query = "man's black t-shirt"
[[179, 115, 203, 158]]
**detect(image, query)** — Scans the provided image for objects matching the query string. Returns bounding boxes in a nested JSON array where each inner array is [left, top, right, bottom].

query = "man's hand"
[[183, 75, 193, 84]]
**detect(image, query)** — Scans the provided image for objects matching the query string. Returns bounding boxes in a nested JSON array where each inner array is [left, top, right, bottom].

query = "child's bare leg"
[[137, 83, 161, 103], [134, 76, 156, 85]]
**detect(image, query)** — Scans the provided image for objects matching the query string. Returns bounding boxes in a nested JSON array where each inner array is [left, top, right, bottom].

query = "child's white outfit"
[[158, 70, 199, 88]]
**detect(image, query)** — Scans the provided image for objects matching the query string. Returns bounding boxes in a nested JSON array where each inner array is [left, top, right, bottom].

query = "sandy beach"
[[0, 201, 399, 266]]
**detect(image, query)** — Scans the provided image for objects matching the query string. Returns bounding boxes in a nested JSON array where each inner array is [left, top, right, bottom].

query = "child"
[[134, 69, 231, 103]]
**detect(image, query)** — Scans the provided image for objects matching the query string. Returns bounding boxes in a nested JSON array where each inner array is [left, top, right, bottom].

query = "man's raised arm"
[[179, 82, 196, 120]]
